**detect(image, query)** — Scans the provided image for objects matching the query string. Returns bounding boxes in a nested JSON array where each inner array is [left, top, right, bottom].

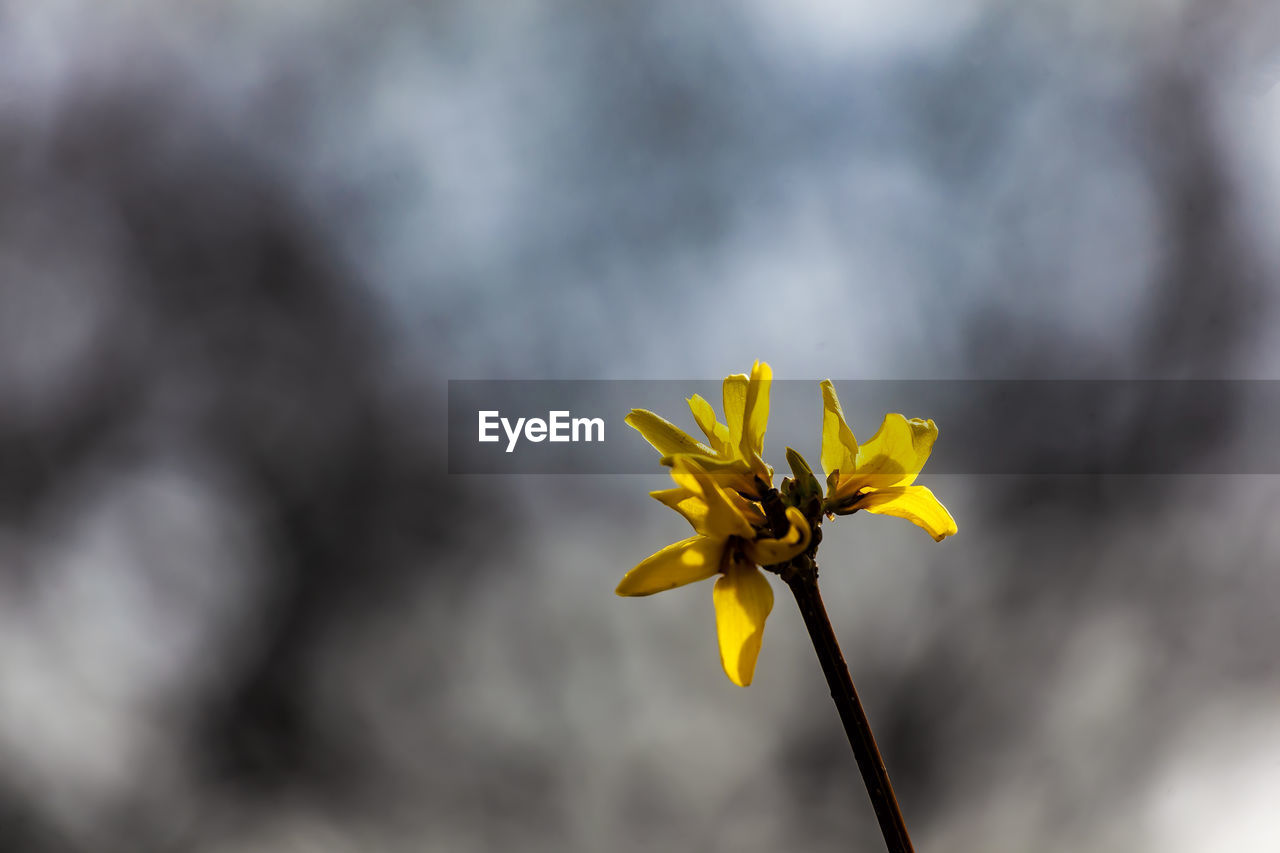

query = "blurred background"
[[2, 1, 1280, 850]]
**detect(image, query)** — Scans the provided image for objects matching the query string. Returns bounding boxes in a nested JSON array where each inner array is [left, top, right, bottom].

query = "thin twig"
[[781, 561, 914, 853]]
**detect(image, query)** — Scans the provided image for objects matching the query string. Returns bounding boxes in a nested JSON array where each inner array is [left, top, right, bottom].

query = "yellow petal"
[[651, 484, 762, 536], [741, 361, 772, 457], [745, 507, 812, 566], [721, 374, 748, 453], [668, 458, 755, 539], [659, 453, 758, 497], [687, 394, 731, 455], [819, 379, 859, 479], [851, 413, 938, 489], [712, 560, 774, 686], [616, 535, 725, 596], [856, 484, 958, 542], [649, 486, 709, 532], [626, 409, 715, 458]]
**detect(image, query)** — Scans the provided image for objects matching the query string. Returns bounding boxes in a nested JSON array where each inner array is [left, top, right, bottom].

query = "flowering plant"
[[617, 362, 956, 853]]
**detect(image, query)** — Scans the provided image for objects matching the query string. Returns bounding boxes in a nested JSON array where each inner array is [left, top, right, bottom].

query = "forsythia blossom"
[[819, 380, 957, 541], [615, 456, 810, 686], [617, 363, 956, 687], [624, 361, 774, 498]]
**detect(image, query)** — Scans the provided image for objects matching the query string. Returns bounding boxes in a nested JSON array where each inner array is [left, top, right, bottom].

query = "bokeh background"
[[3, 1, 1280, 851]]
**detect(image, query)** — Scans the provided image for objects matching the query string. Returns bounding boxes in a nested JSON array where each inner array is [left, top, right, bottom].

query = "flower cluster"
[[616, 362, 956, 686]]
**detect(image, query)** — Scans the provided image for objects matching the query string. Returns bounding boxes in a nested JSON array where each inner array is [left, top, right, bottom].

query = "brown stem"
[[782, 564, 915, 853]]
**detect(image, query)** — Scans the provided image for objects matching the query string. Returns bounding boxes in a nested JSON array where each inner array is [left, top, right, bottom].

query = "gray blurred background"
[[2, 1, 1280, 851]]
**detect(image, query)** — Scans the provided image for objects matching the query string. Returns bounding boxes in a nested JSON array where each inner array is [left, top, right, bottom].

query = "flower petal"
[[851, 413, 938, 489], [712, 560, 774, 686], [819, 379, 859, 479], [626, 409, 715, 458], [741, 361, 771, 457], [856, 484, 958, 541], [668, 457, 755, 539], [616, 535, 725, 596], [659, 453, 759, 497], [721, 374, 748, 454], [656, 469, 767, 528], [745, 507, 812, 566], [649, 486, 708, 532], [740, 361, 773, 482], [687, 394, 731, 455]]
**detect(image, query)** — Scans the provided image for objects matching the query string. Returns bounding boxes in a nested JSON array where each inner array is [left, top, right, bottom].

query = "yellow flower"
[[625, 361, 774, 496], [819, 379, 958, 542], [615, 456, 811, 686]]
